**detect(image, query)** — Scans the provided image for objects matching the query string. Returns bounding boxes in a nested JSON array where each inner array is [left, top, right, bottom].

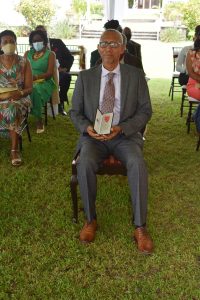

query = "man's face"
[[98, 31, 124, 67]]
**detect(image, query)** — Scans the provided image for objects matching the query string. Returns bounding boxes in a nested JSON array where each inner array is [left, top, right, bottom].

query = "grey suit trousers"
[[77, 133, 148, 227]]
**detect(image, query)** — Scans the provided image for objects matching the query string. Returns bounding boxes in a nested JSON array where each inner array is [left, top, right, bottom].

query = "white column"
[[103, 0, 115, 20], [114, 0, 125, 23], [86, 0, 91, 23]]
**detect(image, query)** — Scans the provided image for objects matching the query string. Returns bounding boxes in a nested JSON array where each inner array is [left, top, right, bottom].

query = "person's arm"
[[54, 40, 74, 71], [33, 51, 55, 81], [0, 57, 32, 101], [176, 48, 186, 73], [119, 72, 152, 137], [69, 72, 92, 133], [23, 58, 33, 95], [186, 50, 200, 82], [137, 44, 142, 62]]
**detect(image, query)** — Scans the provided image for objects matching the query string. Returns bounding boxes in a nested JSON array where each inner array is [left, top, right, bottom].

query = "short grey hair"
[[100, 29, 123, 44]]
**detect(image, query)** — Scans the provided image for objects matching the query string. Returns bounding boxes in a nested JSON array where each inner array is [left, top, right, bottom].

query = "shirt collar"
[[102, 64, 120, 77]]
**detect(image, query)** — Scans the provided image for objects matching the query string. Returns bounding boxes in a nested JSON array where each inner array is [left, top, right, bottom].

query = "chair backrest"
[[172, 47, 182, 72], [66, 45, 86, 71]]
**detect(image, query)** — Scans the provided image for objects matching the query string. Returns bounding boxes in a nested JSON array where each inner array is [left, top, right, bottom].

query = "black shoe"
[[60, 110, 67, 116], [58, 104, 67, 116]]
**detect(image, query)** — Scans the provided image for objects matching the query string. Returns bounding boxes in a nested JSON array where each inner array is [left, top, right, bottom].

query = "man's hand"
[[87, 125, 122, 141], [102, 126, 122, 141], [87, 126, 105, 141], [58, 67, 68, 72]]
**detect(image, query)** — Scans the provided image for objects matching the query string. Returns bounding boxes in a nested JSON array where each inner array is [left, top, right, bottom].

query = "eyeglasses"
[[99, 41, 122, 48]]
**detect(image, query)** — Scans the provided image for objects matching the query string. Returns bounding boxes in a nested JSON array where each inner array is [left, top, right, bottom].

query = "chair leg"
[[180, 89, 186, 117], [186, 102, 193, 134], [196, 136, 200, 151], [18, 135, 22, 151], [168, 81, 172, 97], [70, 175, 78, 223], [171, 77, 175, 101], [25, 121, 31, 142], [50, 98, 56, 120], [44, 103, 48, 126]]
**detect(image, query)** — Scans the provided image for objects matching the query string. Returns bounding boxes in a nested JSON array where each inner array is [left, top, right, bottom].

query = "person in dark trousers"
[[36, 25, 74, 116], [70, 29, 153, 254]]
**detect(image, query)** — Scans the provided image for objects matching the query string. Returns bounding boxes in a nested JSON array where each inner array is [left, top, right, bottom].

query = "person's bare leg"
[[10, 130, 21, 166], [36, 118, 44, 133]]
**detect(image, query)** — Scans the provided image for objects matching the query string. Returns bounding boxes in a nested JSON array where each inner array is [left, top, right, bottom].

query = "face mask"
[[1, 43, 16, 55], [33, 41, 44, 52]]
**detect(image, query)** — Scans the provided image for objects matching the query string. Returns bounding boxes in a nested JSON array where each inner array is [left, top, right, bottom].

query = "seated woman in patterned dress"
[[186, 33, 200, 100], [0, 30, 32, 166], [24, 30, 56, 133]]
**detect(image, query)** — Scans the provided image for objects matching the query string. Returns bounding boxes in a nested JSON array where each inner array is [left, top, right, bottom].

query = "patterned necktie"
[[100, 72, 115, 114]]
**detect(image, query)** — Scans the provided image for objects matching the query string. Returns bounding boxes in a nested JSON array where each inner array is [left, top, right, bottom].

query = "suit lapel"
[[120, 64, 129, 120], [91, 66, 102, 118]]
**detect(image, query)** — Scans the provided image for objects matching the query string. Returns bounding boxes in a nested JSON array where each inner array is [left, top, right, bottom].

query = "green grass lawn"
[[1, 79, 200, 299]]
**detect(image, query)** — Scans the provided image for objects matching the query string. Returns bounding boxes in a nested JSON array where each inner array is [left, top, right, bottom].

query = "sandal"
[[36, 121, 44, 134], [36, 125, 45, 134], [11, 150, 22, 166]]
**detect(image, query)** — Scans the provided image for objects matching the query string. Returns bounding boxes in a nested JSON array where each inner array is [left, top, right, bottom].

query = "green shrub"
[[49, 20, 76, 39], [160, 28, 185, 42], [90, 3, 103, 16]]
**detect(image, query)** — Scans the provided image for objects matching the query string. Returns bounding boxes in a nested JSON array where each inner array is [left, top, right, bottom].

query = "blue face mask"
[[33, 41, 44, 52]]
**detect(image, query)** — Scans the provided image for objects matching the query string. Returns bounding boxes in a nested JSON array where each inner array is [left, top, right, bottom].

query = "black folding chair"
[[169, 47, 182, 101]]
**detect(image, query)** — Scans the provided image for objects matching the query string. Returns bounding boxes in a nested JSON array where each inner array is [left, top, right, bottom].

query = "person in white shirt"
[[70, 29, 153, 254], [176, 25, 200, 86]]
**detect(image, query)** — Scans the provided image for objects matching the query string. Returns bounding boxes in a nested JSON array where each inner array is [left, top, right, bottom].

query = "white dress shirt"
[[176, 45, 193, 73]]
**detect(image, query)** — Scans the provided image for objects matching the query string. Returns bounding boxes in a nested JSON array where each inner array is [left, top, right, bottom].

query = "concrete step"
[[81, 29, 158, 40], [133, 32, 158, 40]]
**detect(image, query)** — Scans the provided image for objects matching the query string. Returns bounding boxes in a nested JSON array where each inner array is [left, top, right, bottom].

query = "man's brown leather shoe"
[[134, 227, 153, 254], [79, 219, 97, 243]]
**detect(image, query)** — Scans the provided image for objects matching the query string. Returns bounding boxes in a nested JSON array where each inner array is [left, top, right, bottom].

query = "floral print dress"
[[0, 55, 31, 138]]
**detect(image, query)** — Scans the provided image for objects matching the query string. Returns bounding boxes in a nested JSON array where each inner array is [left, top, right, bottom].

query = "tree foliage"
[[71, 0, 103, 19], [163, 0, 200, 39], [49, 21, 76, 39], [163, 2, 184, 22], [90, 2, 103, 16], [16, 0, 55, 30], [182, 0, 200, 37], [71, 0, 87, 17]]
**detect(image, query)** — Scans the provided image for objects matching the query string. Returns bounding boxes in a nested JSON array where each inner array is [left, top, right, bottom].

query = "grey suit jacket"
[[69, 63, 152, 139]]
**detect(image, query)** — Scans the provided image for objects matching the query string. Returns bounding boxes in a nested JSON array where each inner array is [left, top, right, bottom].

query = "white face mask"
[[33, 41, 44, 52], [1, 43, 16, 55]]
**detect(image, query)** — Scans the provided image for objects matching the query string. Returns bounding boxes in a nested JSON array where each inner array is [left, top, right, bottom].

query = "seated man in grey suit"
[[70, 29, 153, 254]]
